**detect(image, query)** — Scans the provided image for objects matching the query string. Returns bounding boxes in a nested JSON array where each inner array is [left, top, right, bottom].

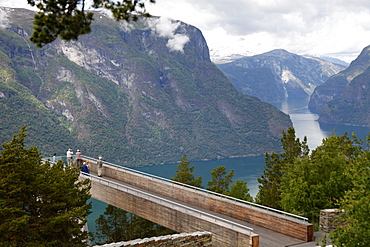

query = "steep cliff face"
[[0, 8, 292, 165], [217, 49, 345, 105], [309, 45, 370, 114], [309, 45, 370, 126]]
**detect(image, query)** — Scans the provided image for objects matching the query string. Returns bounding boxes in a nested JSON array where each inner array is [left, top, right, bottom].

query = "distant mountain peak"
[[261, 49, 291, 56], [217, 51, 346, 105]]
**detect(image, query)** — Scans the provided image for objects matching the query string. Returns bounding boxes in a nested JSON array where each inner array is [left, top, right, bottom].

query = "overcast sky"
[[2, 0, 370, 62]]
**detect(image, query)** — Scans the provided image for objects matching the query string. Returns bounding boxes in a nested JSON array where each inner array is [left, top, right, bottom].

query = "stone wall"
[[320, 209, 346, 232], [94, 232, 212, 247]]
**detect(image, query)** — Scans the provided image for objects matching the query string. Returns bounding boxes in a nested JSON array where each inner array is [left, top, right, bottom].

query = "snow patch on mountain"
[[210, 46, 255, 64]]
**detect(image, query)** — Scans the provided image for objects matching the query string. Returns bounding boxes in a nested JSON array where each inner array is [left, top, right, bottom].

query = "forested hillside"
[[0, 8, 291, 166], [309, 45, 370, 126]]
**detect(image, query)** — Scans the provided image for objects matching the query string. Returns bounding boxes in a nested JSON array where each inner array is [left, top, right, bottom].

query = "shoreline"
[[131, 153, 263, 168]]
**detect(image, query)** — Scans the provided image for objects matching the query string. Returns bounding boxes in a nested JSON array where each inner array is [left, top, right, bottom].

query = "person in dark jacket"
[[81, 162, 90, 175]]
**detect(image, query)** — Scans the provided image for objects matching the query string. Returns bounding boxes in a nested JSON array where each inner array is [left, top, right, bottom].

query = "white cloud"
[[167, 34, 190, 52], [148, 17, 190, 52], [0, 8, 10, 29], [150, 17, 180, 38], [147, 0, 370, 62]]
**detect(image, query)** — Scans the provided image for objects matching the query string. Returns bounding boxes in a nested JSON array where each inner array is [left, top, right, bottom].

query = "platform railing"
[[42, 155, 74, 164]]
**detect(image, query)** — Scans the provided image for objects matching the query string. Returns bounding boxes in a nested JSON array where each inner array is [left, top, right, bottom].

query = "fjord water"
[[133, 96, 370, 198], [279, 97, 326, 150], [87, 96, 370, 234], [279, 97, 370, 151]]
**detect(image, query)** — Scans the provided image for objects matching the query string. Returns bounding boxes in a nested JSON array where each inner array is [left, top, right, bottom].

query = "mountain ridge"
[[217, 49, 346, 105], [0, 8, 292, 165], [309, 45, 370, 126]]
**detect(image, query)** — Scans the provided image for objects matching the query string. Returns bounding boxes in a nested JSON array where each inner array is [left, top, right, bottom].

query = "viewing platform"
[[45, 155, 315, 247]]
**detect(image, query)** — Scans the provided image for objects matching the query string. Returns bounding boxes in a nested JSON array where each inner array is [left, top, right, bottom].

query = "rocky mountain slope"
[[217, 49, 346, 106], [309, 45, 370, 126], [0, 8, 292, 166]]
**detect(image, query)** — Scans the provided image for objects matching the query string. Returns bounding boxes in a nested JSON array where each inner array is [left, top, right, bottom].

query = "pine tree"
[[28, 0, 155, 47], [255, 127, 309, 209], [172, 154, 203, 188], [95, 205, 130, 244], [0, 126, 91, 246], [207, 166, 234, 194], [227, 180, 253, 202]]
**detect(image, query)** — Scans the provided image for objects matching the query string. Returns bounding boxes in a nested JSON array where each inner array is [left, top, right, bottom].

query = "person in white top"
[[66, 149, 73, 166]]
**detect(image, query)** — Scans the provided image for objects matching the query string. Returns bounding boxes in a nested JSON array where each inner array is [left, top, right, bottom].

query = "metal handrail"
[[80, 155, 308, 222], [80, 172, 254, 235], [42, 155, 75, 163]]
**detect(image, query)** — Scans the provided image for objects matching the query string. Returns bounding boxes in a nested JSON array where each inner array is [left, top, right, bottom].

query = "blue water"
[[280, 97, 370, 150], [134, 155, 265, 197]]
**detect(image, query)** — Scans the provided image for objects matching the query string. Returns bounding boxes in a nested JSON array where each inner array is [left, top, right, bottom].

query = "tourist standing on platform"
[[81, 162, 90, 175], [52, 153, 57, 164], [97, 156, 103, 177], [76, 149, 82, 168], [66, 149, 73, 166]]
